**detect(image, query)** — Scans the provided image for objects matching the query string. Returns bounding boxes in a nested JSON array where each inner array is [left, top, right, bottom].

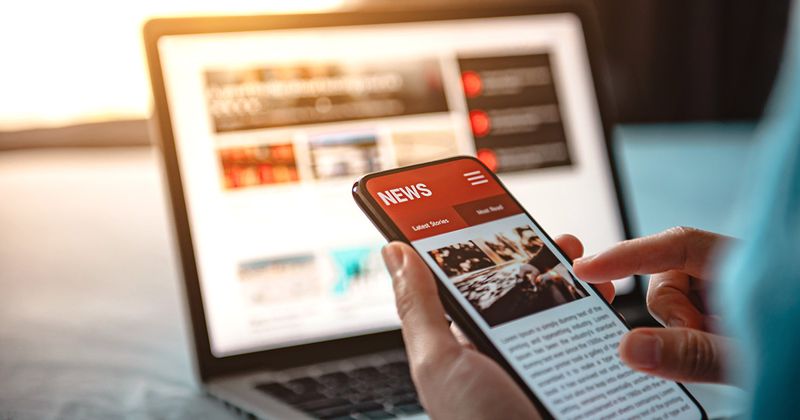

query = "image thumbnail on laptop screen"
[[157, 13, 630, 357]]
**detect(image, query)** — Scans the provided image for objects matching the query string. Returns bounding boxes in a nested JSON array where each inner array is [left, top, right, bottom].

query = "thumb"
[[618, 327, 728, 383], [382, 242, 459, 366]]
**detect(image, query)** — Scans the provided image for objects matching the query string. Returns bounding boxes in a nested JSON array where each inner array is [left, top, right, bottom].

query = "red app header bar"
[[365, 158, 523, 240]]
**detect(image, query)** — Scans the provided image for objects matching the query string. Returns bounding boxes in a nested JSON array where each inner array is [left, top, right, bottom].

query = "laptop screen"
[[157, 13, 632, 357]]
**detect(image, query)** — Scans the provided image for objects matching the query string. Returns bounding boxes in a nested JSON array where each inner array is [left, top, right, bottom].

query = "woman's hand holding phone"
[[361, 156, 704, 418], [383, 227, 731, 418], [574, 227, 733, 384], [382, 234, 608, 419]]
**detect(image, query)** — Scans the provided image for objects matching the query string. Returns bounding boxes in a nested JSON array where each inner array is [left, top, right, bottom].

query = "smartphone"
[[353, 156, 706, 419]]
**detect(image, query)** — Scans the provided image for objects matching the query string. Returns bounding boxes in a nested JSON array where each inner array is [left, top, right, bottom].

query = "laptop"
[[143, 4, 641, 419]]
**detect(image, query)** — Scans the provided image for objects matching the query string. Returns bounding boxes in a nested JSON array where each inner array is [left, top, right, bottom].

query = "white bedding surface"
[[0, 148, 236, 419]]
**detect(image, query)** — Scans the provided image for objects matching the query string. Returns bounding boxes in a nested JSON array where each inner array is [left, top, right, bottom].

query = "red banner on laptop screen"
[[365, 159, 523, 240]]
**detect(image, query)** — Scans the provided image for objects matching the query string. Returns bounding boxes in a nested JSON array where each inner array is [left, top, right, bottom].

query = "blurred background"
[[0, 0, 789, 135], [1, 0, 791, 232], [0, 0, 788, 418], [0, 0, 789, 233]]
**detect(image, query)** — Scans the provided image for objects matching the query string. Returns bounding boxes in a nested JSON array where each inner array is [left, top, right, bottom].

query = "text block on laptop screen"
[[158, 14, 630, 357]]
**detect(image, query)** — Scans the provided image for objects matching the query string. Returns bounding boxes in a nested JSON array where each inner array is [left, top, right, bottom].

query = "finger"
[[554, 234, 614, 302], [594, 282, 616, 303], [554, 234, 583, 261], [619, 327, 729, 383], [647, 271, 706, 329], [382, 242, 460, 367], [573, 227, 727, 281], [449, 323, 476, 350]]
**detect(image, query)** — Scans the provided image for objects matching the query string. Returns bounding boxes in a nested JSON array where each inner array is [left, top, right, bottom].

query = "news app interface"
[[366, 159, 702, 420]]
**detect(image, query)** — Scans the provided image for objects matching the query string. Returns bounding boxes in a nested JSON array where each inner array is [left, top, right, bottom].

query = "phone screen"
[[362, 158, 704, 419]]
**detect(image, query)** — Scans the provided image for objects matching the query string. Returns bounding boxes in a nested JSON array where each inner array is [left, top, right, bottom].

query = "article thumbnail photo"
[[428, 241, 496, 278], [238, 254, 321, 306], [238, 246, 388, 309], [218, 143, 299, 190], [390, 130, 459, 167], [204, 59, 449, 133], [428, 226, 588, 327], [329, 246, 386, 296], [308, 131, 381, 179]]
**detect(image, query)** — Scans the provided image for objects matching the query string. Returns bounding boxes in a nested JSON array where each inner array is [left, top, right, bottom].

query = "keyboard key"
[[255, 382, 296, 399], [318, 372, 349, 386], [290, 391, 328, 405], [349, 367, 381, 380], [387, 394, 418, 407], [325, 386, 359, 399], [255, 360, 422, 419], [351, 380, 378, 393], [287, 377, 320, 393], [347, 393, 374, 403], [369, 385, 397, 398], [381, 362, 409, 371], [381, 363, 411, 375], [348, 401, 384, 414], [362, 409, 396, 419], [391, 402, 424, 415], [315, 405, 353, 419], [385, 386, 415, 398], [296, 397, 350, 412]]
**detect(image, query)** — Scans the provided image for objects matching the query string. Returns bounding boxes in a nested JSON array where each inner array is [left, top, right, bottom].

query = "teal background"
[[615, 122, 756, 237]]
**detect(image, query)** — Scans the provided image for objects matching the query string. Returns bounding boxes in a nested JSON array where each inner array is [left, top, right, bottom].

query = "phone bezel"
[[354, 155, 707, 419]]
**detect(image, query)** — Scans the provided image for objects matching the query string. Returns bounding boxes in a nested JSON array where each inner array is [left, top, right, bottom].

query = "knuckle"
[[645, 302, 662, 322], [666, 228, 700, 269], [666, 226, 699, 240], [676, 330, 718, 379], [647, 278, 670, 302], [645, 283, 671, 318]]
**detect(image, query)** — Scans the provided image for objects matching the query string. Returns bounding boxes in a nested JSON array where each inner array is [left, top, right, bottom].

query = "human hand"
[[573, 227, 733, 383], [382, 234, 600, 419]]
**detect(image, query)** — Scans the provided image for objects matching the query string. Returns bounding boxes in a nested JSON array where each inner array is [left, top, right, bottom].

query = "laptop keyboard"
[[255, 360, 424, 419]]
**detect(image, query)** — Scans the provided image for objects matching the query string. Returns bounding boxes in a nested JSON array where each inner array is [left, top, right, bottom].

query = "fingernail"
[[573, 254, 596, 265], [624, 333, 662, 369], [668, 318, 686, 328], [382, 244, 404, 273]]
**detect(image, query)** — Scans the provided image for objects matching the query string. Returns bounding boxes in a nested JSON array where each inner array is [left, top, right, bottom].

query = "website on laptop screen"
[[157, 13, 631, 357]]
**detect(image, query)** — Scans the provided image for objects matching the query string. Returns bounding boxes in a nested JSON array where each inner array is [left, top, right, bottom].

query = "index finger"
[[382, 242, 460, 366], [554, 234, 614, 303], [573, 227, 728, 282]]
